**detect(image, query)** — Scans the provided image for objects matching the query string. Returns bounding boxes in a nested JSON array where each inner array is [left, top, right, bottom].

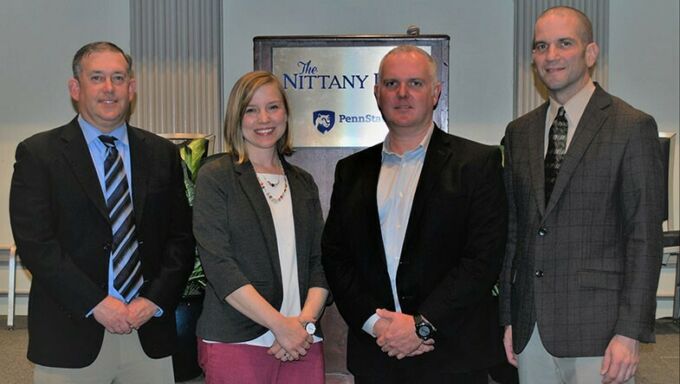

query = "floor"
[[0, 316, 677, 384]]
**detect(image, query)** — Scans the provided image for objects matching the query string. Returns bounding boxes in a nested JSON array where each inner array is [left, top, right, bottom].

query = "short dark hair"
[[72, 41, 133, 78]]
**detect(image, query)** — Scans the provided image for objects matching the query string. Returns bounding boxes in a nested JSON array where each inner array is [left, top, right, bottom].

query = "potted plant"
[[179, 136, 209, 299], [172, 136, 210, 382]]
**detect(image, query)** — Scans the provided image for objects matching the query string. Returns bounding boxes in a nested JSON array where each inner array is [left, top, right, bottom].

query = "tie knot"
[[99, 135, 117, 148], [557, 106, 566, 119]]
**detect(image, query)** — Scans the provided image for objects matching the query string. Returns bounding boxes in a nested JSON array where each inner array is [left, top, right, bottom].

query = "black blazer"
[[322, 127, 508, 375], [9, 118, 195, 368]]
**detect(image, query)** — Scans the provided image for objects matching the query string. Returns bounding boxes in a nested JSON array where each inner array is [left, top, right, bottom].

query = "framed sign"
[[254, 35, 450, 147]]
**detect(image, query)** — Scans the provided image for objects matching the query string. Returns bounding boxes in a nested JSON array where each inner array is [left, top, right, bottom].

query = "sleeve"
[[418, 146, 508, 326], [322, 159, 383, 331], [138, 144, 195, 311], [192, 161, 251, 300], [9, 141, 107, 316], [499, 129, 517, 326], [614, 114, 664, 342], [304, 173, 330, 291]]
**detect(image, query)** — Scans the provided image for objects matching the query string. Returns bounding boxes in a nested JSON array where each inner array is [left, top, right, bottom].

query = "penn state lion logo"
[[313, 110, 335, 134]]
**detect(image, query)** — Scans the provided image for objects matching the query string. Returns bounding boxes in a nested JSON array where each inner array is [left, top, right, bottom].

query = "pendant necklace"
[[260, 175, 281, 188], [256, 158, 287, 203], [258, 174, 288, 202]]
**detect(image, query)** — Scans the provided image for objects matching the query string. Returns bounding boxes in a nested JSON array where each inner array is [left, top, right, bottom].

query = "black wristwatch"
[[414, 313, 436, 341]]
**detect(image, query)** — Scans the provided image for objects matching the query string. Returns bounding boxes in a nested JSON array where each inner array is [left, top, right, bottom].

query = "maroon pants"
[[198, 340, 325, 384]]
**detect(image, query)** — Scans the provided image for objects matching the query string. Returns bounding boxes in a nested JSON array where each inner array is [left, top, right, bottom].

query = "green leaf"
[[176, 137, 210, 298]]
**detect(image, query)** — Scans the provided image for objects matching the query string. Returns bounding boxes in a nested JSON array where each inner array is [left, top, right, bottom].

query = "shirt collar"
[[548, 81, 596, 124], [382, 123, 434, 162], [78, 116, 129, 148]]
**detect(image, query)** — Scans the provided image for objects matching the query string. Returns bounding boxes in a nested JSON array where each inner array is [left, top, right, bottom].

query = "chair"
[[663, 231, 680, 319], [658, 132, 679, 319], [2, 243, 17, 329]]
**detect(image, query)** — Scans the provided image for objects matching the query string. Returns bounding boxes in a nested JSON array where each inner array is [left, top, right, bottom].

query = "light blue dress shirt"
[[80, 117, 162, 316], [79, 116, 135, 305], [362, 125, 434, 336]]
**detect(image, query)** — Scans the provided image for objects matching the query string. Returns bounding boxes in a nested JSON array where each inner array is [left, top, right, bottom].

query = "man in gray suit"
[[499, 6, 664, 384]]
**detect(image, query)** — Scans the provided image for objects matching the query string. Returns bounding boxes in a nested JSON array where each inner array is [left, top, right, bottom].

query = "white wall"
[[609, 0, 680, 230], [0, 0, 129, 314], [1, 1, 678, 315], [609, 0, 679, 135], [223, 0, 515, 146]]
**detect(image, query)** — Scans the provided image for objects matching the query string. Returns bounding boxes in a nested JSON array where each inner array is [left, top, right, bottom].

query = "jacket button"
[[535, 270, 544, 278], [103, 243, 111, 251], [537, 227, 547, 236]]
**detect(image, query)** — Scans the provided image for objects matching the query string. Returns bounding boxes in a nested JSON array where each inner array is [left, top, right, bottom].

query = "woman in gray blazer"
[[193, 71, 329, 384]]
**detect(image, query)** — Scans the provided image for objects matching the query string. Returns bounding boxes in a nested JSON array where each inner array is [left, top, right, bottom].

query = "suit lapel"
[[235, 159, 282, 283], [128, 126, 150, 225], [544, 86, 610, 216], [60, 118, 109, 221], [401, 127, 451, 257], [361, 147, 383, 213], [361, 145, 389, 271], [528, 103, 549, 217]]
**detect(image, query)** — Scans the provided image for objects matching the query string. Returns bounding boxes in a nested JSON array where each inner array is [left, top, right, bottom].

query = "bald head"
[[536, 6, 593, 44]]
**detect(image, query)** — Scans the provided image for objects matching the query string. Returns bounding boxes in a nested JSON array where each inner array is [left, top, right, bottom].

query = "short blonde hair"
[[223, 71, 293, 163]]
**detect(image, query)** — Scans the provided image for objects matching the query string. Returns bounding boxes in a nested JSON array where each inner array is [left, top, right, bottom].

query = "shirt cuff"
[[87, 298, 163, 318], [362, 314, 380, 338], [144, 298, 163, 317]]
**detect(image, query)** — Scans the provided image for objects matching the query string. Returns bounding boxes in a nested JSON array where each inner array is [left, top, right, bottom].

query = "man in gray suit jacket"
[[499, 6, 664, 384]]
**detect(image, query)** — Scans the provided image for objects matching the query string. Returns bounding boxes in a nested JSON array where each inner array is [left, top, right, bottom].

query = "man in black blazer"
[[322, 46, 507, 383], [9, 42, 194, 383], [499, 7, 664, 384]]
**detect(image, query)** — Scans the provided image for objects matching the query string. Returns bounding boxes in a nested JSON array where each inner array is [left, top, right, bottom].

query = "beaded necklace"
[[257, 174, 288, 203]]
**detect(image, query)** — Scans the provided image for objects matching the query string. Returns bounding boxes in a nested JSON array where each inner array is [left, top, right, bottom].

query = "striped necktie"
[[99, 135, 143, 302], [544, 106, 568, 205]]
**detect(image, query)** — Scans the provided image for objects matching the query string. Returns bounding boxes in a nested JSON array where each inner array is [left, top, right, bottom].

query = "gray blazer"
[[499, 84, 664, 357], [193, 154, 328, 342]]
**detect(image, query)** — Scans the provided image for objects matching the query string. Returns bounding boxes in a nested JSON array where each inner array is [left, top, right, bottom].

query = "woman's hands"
[[268, 316, 313, 361]]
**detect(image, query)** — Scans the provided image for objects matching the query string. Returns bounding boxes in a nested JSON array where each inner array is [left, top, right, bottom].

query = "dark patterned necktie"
[[544, 107, 568, 205], [99, 135, 143, 302]]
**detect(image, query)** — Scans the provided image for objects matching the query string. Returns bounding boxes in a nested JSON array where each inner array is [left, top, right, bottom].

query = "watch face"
[[418, 325, 431, 338], [305, 322, 316, 335]]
